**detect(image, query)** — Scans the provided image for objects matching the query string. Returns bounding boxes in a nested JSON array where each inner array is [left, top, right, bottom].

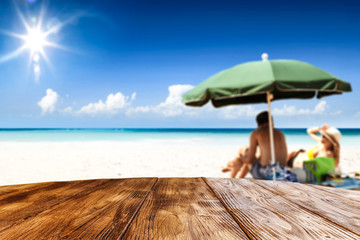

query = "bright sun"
[[0, 2, 74, 82], [25, 28, 47, 53]]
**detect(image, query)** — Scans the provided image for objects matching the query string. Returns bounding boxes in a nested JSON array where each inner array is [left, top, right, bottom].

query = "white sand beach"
[[1, 140, 359, 186]]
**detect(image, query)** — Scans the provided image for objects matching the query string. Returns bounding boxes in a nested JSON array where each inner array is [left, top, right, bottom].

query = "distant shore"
[[1, 140, 359, 186]]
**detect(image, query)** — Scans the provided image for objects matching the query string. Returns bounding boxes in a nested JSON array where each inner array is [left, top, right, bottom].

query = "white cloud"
[[62, 107, 73, 114], [38, 89, 58, 114], [313, 100, 327, 114], [78, 92, 135, 115], [163, 85, 193, 105], [127, 84, 195, 117], [330, 110, 342, 116], [153, 84, 194, 117], [273, 100, 328, 116], [127, 106, 150, 115], [127, 84, 262, 119], [219, 105, 259, 119]]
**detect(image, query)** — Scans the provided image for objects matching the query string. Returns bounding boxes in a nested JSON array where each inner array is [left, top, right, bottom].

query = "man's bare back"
[[222, 111, 288, 179], [249, 126, 287, 166]]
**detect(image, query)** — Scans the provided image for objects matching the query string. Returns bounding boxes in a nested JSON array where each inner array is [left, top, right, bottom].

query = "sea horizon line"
[[0, 128, 359, 131]]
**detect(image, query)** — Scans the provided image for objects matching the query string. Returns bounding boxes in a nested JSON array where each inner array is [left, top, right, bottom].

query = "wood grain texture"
[[205, 178, 359, 240], [122, 178, 249, 240], [0, 180, 104, 231], [1, 178, 359, 240], [0, 178, 156, 240], [254, 180, 360, 236], [310, 184, 360, 204]]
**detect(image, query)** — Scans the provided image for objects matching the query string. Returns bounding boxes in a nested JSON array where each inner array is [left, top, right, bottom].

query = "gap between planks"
[[117, 178, 159, 240], [201, 177, 252, 240]]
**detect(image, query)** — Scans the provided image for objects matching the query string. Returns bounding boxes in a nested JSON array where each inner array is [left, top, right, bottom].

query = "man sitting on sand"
[[222, 111, 288, 179]]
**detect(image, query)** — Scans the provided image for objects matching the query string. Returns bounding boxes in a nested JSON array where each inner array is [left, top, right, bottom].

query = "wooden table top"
[[1, 178, 360, 239]]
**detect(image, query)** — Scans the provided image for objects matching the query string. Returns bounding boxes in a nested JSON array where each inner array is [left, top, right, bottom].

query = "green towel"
[[303, 157, 335, 183]]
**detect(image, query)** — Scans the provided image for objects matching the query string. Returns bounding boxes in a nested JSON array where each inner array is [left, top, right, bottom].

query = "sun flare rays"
[[0, 1, 72, 82]]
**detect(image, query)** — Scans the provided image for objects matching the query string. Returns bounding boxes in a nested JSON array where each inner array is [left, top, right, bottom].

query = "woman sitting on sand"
[[287, 124, 341, 169]]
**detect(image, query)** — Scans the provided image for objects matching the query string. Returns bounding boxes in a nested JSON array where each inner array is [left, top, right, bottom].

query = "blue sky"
[[0, 0, 359, 128]]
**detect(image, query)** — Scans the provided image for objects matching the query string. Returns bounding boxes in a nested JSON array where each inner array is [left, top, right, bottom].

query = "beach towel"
[[321, 178, 360, 190]]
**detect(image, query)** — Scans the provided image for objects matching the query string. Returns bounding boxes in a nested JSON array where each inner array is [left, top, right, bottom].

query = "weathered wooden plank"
[[254, 180, 360, 236], [205, 178, 359, 240], [122, 178, 249, 239], [0, 178, 157, 239], [0, 181, 79, 202], [310, 184, 360, 204], [0, 180, 105, 231], [0, 181, 54, 198]]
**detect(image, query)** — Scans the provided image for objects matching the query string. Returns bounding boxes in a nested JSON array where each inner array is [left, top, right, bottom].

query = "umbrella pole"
[[266, 92, 276, 181]]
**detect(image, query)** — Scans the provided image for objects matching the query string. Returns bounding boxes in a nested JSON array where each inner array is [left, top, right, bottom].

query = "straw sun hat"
[[320, 127, 342, 146]]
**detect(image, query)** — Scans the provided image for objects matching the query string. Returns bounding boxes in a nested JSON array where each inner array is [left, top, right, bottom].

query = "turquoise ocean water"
[[0, 128, 359, 147]]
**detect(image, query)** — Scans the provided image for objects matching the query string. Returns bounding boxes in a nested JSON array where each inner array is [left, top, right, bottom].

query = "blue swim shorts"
[[250, 161, 268, 180]]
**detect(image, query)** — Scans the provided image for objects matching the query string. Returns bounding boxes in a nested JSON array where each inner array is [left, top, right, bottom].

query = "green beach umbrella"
[[182, 53, 352, 180]]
